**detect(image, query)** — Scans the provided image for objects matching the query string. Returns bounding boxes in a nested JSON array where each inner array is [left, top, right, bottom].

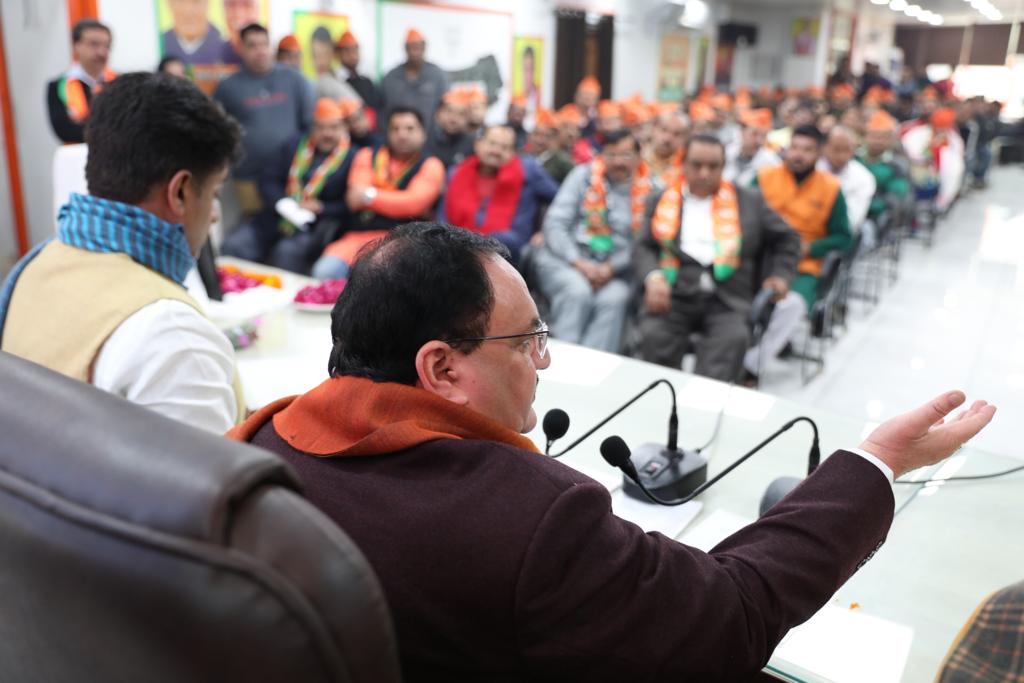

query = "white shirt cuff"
[[847, 447, 895, 485]]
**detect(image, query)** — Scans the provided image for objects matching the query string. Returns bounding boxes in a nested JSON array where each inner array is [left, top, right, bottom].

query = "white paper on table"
[[679, 509, 753, 551], [276, 197, 316, 230], [768, 604, 913, 683], [611, 492, 702, 538], [204, 285, 295, 326]]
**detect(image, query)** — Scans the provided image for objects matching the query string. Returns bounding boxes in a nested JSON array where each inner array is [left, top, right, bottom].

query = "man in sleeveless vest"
[[634, 134, 800, 381], [220, 98, 355, 274], [745, 124, 852, 383], [46, 19, 115, 144], [439, 125, 559, 264], [312, 107, 445, 280], [532, 130, 657, 353], [1, 73, 245, 433]]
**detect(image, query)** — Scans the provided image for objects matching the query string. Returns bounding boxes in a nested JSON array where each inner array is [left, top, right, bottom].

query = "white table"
[[214, 260, 1024, 683]]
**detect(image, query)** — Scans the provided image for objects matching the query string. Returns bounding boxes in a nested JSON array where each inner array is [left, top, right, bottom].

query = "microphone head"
[[542, 409, 570, 442], [759, 476, 803, 517], [600, 435, 632, 469]]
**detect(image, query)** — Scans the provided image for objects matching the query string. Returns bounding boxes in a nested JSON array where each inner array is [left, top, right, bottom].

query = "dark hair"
[[601, 128, 639, 151], [792, 123, 825, 146], [85, 72, 242, 204], [523, 46, 535, 60], [311, 26, 333, 44], [72, 19, 110, 43], [156, 56, 184, 74], [239, 23, 268, 42], [387, 106, 426, 129], [685, 133, 726, 158], [328, 222, 511, 384]]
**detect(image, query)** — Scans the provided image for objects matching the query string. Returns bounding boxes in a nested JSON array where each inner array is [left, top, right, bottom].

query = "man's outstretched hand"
[[860, 390, 997, 480]]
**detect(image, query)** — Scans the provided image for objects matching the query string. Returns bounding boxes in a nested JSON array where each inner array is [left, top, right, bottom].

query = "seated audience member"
[[313, 107, 445, 279], [573, 75, 601, 138], [767, 100, 815, 151], [817, 126, 877, 238], [47, 19, 116, 144], [228, 221, 995, 682], [746, 125, 851, 382], [507, 94, 529, 150], [724, 108, 781, 187], [860, 110, 911, 226], [157, 55, 187, 79], [622, 97, 654, 148], [573, 100, 622, 164], [1, 73, 244, 433], [635, 135, 800, 380], [708, 92, 739, 147], [644, 109, 690, 185], [902, 107, 965, 212], [556, 103, 584, 153], [464, 84, 488, 139], [528, 108, 574, 184], [424, 89, 474, 169], [439, 125, 559, 262], [276, 34, 302, 70], [937, 580, 1024, 682], [221, 98, 354, 274], [340, 97, 381, 149], [688, 101, 717, 135], [532, 130, 655, 352]]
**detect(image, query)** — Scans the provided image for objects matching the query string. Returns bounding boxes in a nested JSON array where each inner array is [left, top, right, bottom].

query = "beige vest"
[[2, 241, 246, 422]]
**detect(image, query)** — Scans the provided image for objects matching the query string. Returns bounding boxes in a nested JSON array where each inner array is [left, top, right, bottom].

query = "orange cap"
[[577, 76, 601, 95], [557, 103, 583, 126], [597, 100, 622, 119], [337, 98, 362, 119], [921, 86, 939, 101], [866, 109, 897, 132], [740, 107, 773, 130], [689, 101, 715, 123], [622, 102, 651, 127], [405, 28, 425, 44], [313, 97, 343, 122], [535, 108, 558, 129], [710, 93, 733, 110], [757, 85, 773, 99], [510, 93, 528, 108], [930, 107, 956, 130], [655, 102, 681, 116], [465, 84, 487, 104], [863, 85, 894, 104], [278, 35, 300, 52], [442, 87, 468, 106], [337, 30, 358, 48], [830, 84, 853, 100]]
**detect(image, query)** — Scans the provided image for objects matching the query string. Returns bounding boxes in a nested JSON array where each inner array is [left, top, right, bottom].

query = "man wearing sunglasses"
[[229, 221, 994, 681]]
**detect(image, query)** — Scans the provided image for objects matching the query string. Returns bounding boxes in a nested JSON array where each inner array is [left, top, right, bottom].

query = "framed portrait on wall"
[[792, 17, 820, 56], [293, 11, 349, 81], [512, 36, 543, 113]]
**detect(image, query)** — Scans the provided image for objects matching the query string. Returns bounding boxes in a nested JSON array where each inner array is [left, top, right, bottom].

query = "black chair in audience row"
[[0, 351, 402, 683]]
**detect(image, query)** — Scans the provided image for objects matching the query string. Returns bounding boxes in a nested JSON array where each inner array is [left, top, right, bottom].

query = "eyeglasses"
[[444, 322, 549, 361]]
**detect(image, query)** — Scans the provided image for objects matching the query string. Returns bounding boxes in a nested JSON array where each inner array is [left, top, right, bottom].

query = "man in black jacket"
[[46, 19, 114, 143], [635, 134, 800, 381], [335, 30, 383, 113]]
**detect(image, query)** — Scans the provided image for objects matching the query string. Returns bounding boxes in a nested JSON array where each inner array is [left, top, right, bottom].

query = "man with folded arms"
[[439, 125, 558, 262], [229, 220, 995, 682], [636, 134, 799, 380], [312, 107, 444, 280], [2, 73, 244, 433]]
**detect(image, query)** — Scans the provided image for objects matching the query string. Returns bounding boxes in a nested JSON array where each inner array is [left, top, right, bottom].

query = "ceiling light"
[[870, 0, 888, 4], [889, 0, 907, 10], [905, 4, 922, 16], [930, 15, 945, 24]]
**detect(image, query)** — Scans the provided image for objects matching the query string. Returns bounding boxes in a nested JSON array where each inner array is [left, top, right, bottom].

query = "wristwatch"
[[362, 187, 378, 206]]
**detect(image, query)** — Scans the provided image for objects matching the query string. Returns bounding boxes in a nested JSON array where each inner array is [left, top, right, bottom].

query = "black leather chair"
[[0, 352, 402, 683]]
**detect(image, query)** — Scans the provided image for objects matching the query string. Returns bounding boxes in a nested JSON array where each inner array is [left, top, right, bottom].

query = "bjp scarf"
[[280, 136, 350, 233], [227, 375, 541, 456], [372, 146, 420, 190], [581, 156, 653, 255], [58, 68, 116, 122], [444, 156, 525, 234], [650, 176, 742, 286]]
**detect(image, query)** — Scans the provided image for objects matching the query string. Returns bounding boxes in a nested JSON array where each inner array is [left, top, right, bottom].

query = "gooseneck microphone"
[[543, 379, 679, 459], [542, 409, 570, 455], [601, 416, 820, 508]]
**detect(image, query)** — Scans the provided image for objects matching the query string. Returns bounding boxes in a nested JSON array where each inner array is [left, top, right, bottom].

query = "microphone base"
[[622, 443, 708, 503]]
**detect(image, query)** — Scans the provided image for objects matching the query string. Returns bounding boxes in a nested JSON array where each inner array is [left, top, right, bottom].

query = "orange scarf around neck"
[[581, 156, 652, 255], [227, 375, 540, 457]]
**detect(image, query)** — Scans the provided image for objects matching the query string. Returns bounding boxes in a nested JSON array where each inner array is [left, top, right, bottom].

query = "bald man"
[[645, 110, 690, 185], [817, 126, 876, 235]]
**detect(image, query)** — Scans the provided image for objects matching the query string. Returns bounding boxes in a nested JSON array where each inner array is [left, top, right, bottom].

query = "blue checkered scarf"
[[0, 193, 194, 336]]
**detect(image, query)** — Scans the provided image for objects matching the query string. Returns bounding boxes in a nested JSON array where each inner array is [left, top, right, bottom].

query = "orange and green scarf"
[[280, 136, 350, 233], [57, 68, 116, 122], [581, 156, 653, 255], [651, 176, 742, 286]]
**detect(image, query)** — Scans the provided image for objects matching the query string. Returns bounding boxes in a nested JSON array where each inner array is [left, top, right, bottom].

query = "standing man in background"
[[336, 30, 383, 117], [381, 29, 449, 130], [214, 23, 314, 221], [311, 27, 360, 101], [47, 19, 115, 144]]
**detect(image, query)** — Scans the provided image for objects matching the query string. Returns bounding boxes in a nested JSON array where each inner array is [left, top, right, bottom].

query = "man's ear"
[[165, 170, 192, 223], [414, 340, 469, 405]]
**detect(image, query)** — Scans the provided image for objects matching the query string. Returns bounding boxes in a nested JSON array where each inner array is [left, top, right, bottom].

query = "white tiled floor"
[[759, 165, 1024, 460]]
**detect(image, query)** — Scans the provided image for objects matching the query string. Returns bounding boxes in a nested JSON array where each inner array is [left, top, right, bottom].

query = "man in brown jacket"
[[229, 222, 995, 682]]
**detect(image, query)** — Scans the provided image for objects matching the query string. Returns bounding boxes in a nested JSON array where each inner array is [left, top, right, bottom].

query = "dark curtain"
[[895, 25, 965, 70], [554, 10, 614, 108]]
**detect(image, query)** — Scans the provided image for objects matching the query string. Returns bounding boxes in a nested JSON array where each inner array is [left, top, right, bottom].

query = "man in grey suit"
[[634, 134, 800, 381]]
